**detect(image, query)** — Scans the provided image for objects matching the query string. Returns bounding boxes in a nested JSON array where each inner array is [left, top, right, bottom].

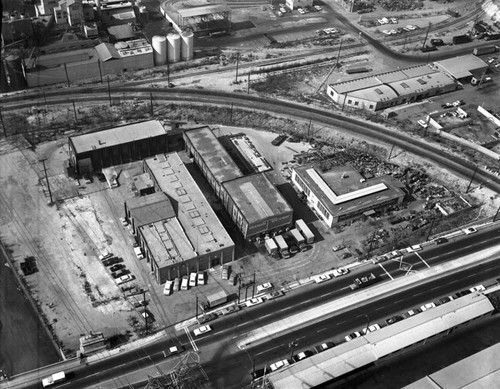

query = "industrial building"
[[291, 164, 404, 226], [326, 64, 458, 112], [128, 153, 235, 283], [25, 38, 153, 87], [160, 1, 231, 37], [286, 0, 313, 10], [433, 54, 489, 83], [268, 292, 495, 389], [184, 127, 293, 239], [68, 120, 183, 175]]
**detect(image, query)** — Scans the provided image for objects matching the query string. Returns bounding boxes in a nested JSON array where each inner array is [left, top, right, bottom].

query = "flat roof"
[[434, 55, 488, 79], [269, 293, 494, 389], [144, 152, 234, 257], [348, 84, 399, 102], [294, 164, 403, 216], [404, 342, 500, 389], [230, 134, 271, 173], [126, 192, 175, 227], [131, 172, 154, 191], [222, 173, 292, 223], [70, 120, 167, 154], [388, 71, 455, 96], [184, 127, 243, 183], [177, 4, 231, 18]]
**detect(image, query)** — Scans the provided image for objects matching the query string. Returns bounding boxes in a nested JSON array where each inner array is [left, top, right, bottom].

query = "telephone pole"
[[40, 159, 53, 204]]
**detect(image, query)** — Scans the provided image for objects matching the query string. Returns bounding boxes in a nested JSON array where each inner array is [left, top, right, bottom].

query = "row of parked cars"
[[163, 272, 206, 296], [253, 284, 488, 380], [99, 252, 134, 285]]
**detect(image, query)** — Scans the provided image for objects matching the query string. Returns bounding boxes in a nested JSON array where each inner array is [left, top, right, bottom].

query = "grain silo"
[[180, 31, 194, 61], [152, 35, 167, 66], [167, 33, 181, 63]]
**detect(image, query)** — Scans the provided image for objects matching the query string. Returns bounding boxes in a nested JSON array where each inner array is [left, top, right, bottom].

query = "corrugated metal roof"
[[95, 42, 120, 61], [177, 4, 230, 18]]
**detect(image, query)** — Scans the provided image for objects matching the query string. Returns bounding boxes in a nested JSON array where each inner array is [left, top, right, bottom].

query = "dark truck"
[[350, 273, 378, 290]]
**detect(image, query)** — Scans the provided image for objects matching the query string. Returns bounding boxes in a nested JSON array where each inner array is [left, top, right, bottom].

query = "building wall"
[[286, 0, 313, 9]]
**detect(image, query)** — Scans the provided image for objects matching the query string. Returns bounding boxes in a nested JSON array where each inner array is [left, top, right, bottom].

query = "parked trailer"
[[295, 219, 314, 244], [473, 45, 499, 56], [452, 35, 472, 44], [289, 228, 305, 246], [264, 238, 279, 255], [42, 371, 66, 387], [273, 235, 290, 258]]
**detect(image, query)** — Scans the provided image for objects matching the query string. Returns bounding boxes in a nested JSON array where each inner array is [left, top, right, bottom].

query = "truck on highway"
[[273, 235, 290, 258], [295, 219, 314, 244], [264, 237, 279, 256], [473, 45, 499, 56], [349, 273, 378, 290], [42, 371, 66, 387]]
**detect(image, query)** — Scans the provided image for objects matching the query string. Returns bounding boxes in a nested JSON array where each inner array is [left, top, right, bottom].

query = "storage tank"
[[167, 33, 181, 63], [5, 54, 26, 91], [152, 35, 167, 66], [180, 31, 194, 61]]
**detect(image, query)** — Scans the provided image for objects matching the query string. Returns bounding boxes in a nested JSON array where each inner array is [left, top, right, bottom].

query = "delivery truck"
[[42, 371, 66, 387], [206, 290, 229, 309], [264, 238, 278, 256], [295, 219, 314, 244], [273, 235, 290, 258], [289, 228, 307, 251]]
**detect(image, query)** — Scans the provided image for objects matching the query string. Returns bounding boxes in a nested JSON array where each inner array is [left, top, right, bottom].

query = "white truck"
[[264, 238, 278, 256], [42, 371, 66, 387], [289, 228, 307, 251], [273, 235, 290, 259], [295, 219, 314, 244], [134, 246, 144, 259]]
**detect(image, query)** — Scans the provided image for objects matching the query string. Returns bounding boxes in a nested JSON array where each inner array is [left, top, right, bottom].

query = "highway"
[[6, 225, 499, 389]]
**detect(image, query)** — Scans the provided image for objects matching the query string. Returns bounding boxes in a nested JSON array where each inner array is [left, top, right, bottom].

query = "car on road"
[[362, 324, 381, 334], [404, 308, 421, 318], [109, 264, 125, 272], [386, 315, 404, 325], [463, 227, 477, 235], [245, 297, 264, 307], [269, 359, 289, 372], [116, 274, 133, 285], [332, 268, 349, 277], [193, 325, 212, 337], [292, 350, 314, 362], [420, 302, 437, 311], [313, 342, 335, 353], [470, 284, 486, 292], [434, 237, 448, 244], [257, 282, 273, 293], [345, 331, 362, 341], [314, 274, 331, 283]]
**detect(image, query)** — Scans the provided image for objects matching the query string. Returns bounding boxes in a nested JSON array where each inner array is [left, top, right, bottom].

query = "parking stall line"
[[183, 326, 198, 352], [415, 252, 430, 268], [378, 263, 394, 280]]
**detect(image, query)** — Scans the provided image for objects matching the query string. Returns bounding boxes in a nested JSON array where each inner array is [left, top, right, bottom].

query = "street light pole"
[[288, 340, 298, 360]]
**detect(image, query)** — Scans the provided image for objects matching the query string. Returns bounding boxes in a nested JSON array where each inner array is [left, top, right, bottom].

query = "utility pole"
[[72, 101, 78, 123], [307, 118, 312, 139], [387, 143, 395, 160], [252, 272, 256, 298], [195, 295, 199, 319], [425, 218, 436, 241], [465, 165, 478, 193], [143, 289, 148, 332], [40, 159, 53, 204], [493, 205, 500, 222], [288, 340, 298, 360], [229, 103, 234, 123], [107, 78, 112, 106], [336, 39, 343, 66], [63, 63, 70, 87], [237, 277, 242, 304], [97, 60, 103, 83], [421, 23, 431, 51], [403, 32, 408, 51], [235, 52, 240, 83], [247, 71, 251, 94], [0, 106, 6, 137], [149, 92, 153, 116], [167, 60, 170, 85]]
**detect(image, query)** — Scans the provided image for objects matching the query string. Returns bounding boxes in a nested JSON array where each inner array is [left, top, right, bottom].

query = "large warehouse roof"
[[177, 4, 230, 18], [434, 54, 488, 80], [403, 342, 500, 389], [222, 173, 292, 223], [269, 293, 495, 389], [184, 127, 243, 183], [126, 192, 175, 227], [294, 164, 403, 216], [348, 84, 398, 102], [144, 152, 234, 257], [70, 120, 167, 154]]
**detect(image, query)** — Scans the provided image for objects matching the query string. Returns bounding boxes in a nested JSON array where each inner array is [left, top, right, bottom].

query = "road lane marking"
[[317, 327, 327, 333], [255, 344, 281, 356], [183, 326, 198, 352], [378, 263, 394, 280], [415, 252, 430, 268]]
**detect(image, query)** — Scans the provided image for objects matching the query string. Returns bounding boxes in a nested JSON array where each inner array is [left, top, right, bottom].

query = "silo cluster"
[[151, 31, 194, 66]]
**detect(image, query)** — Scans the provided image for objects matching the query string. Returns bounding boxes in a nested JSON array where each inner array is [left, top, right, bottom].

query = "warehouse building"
[[125, 153, 235, 283], [68, 120, 183, 175], [433, 54, 489, 83], [326, 64, 458, 112], [291, 164, 404, 226], [184, 126, 293, 239], [268, 292, 495, 389]]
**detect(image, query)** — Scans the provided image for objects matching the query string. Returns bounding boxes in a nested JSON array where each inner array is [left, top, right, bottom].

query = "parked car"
[[119, 217, 128, 226], [404, 308, 421, 318], [417, 119, 428, 129], [420, 302, 437, 311], [99, 252, 113, 261], [332, 268, 349, 277], [221, 266, 229, 280], [173, 277, 180, 291], [198, 272, 205, 285], [297, 7, 305, 14], [313, 5, 322, 10], [313, 342, 335, 354], [434, 237, 448, 244], [345, 331, 361, 341], [193, 325, 212, 337], [439, 296, 454, 304], [102, 257, 120, 266], [292, 350, 314, 362], [314, 274, 331, 283], [257, 282, 273, 293], [112, 269, 126, 279], [406, 245, 422, 253], [470, 284, 486, 292], [228, 272, 238, 286], [116, 274, 133, 285], [197, 313, 217, 324], [163, 280, 174, 296], [269, 359, 289, 372], [386, 315, 404, 325], [109, 264, 125, 272], [362, 324, 381, 334], [245, 297, 264, 307], [463, 227, 477, 235]]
